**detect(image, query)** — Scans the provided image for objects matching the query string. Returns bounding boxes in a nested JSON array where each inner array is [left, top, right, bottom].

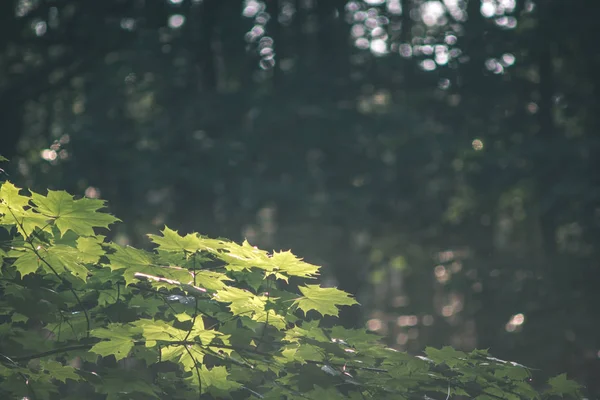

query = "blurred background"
[[1, 0, 599, 395]]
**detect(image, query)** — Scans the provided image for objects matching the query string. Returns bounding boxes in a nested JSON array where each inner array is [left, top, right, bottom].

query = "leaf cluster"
[[0, 180, 583, 399]]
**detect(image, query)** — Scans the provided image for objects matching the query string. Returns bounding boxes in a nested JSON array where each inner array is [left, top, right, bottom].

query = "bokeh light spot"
[[168, 14, 185, 29]]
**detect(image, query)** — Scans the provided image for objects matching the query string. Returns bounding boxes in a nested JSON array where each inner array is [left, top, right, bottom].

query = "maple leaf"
[[133, 319, 188, 344], [0, 182, 30, 210], [10, 244, 94, 281], [108, 244, 192, 286], [187, 365, 241, 395], [219, 240, 271, 272], [193, 270, 233, 291], [424, 346, 467, 368], [76, 236, 105, 263], [294, 285, 358, 317], [148, 226, 204, 253], [90, 324, 140, 361], [0, 182, 50, 237], [215, 287, 287, 329], [546, 374, 582, 398], [30, 189, 119, 236], [270, 250, 320, 278], [40, 360, 80, 383]]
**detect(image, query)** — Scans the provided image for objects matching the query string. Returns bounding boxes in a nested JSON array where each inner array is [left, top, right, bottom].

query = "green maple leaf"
[[40, 360, 80, 383], [9, 244, 93, 281], [9, 248, 42, 276], [219, 244, 268, 272], [494, 363, 531, 380], [194, 270, 232, 291], [216, 241, 320, 281], [160, 343, 206, 371], [270, 250, 320, 278], [215, 287, 287, 329], [133, 319, 187, 344], [0, 182, 30, 210], [294, 285, 358, 317], [30, 189, 119, 236], [277, 343, 324, 365], [187, 365, 241, 395], [546, 374, 581, 398], [287, 320, 329, 338], [90, 340, 134, 362], [45, 244, 94, 281], [90, 324, 140, 361], [148, 226, 204, 253], [424, 346, 467, 368], [157, 331, 208, 372], [0, 182, 50, 237], [189, 317, 222, 345], [107, 244, 154, 270], [328, 326, 380, 350], [76, 236, 105, 263], [108, 244, 192, 286], [215, 287, 264, 316], [161, 345, 187, 363]]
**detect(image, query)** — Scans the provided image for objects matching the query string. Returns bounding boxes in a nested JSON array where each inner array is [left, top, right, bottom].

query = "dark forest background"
[[2, 0, 599, 396]]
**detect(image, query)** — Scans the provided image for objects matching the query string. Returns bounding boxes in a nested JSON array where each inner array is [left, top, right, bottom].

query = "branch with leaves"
[[0, 177, 584, 399]]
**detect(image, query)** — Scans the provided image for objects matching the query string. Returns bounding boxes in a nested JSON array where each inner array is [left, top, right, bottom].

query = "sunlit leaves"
[[294, 285, 359, 317], [0, 182, 51, 237], [216, 286, 287, 329], [0, 182, 30, 211], [0, 180, 584, 400], [194, 270, 232, 291], [10, 243, 93, 281], [188, 316, 221, 345], [270, 250, 320, 279], [90, 324, 139, 361], [148, 226, 204, 253], [30, 189, 119, 236], [133, 319, 188, 344], [107, 244, 192, 286], [76, 236, 105, 263], [192, 365, 242, 395]]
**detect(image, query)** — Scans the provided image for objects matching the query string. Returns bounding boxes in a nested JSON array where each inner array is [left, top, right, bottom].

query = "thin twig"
[[183, 345, 202, 400], [0, 353, 38, 400], [184, 252, 199, 342]]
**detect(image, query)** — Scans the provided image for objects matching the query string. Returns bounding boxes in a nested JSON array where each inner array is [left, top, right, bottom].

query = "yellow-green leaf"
[[148, 226, 204, 253], [294, 285, 358, 317], [90, 324, 140, 361], [30, 190, 119, 236]]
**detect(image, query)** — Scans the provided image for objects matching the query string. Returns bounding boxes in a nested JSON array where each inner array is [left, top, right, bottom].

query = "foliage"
[[3, 0, 600, 394], [0, 179, 583, 399]]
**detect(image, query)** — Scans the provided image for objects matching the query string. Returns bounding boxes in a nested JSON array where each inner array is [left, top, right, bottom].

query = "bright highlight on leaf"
[[90, 324, 139, 361], [30, 189, 120, 236], [148, 226, 205, 253], [294, 285, 359, 317]]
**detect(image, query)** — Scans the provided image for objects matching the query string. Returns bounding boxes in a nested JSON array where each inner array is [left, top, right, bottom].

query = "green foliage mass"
[[0, 179, 583, 399]]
